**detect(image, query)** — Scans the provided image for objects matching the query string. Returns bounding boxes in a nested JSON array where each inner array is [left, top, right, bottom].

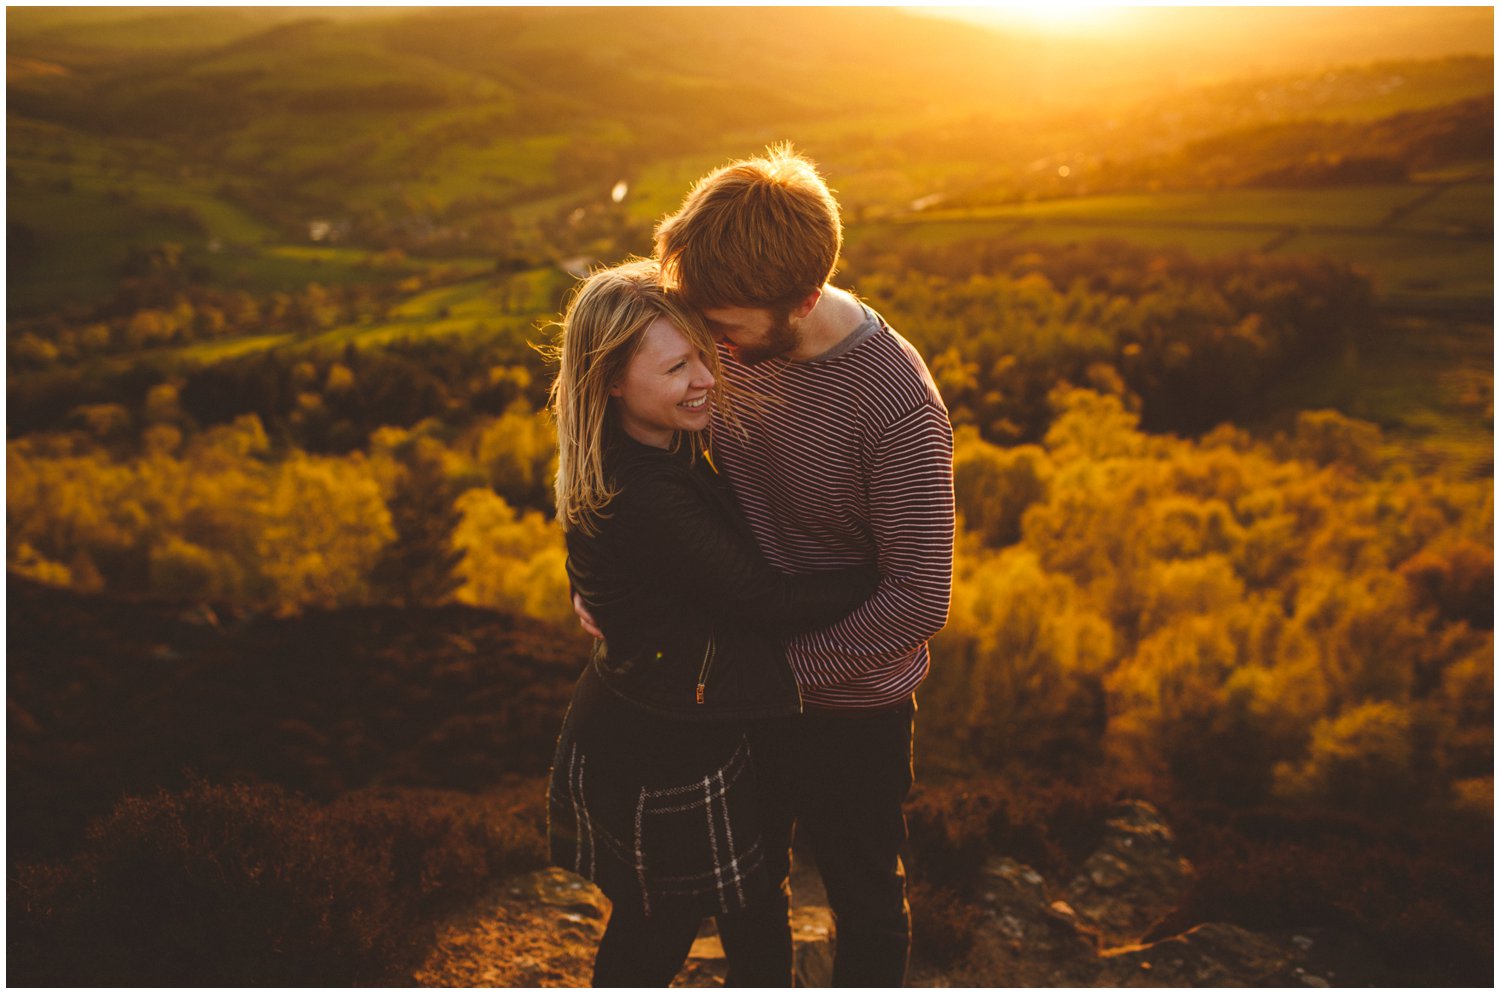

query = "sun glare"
[[919, 3, 1130, 37]]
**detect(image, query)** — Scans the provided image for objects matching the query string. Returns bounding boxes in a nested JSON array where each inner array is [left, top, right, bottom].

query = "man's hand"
[[573, 591, 604, 639]]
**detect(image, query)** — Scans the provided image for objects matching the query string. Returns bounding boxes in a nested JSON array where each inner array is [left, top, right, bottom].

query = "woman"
[[544, 260, 875, 986]]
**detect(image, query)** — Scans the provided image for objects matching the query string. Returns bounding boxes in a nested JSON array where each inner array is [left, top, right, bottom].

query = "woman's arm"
[[612, 469, 877, 636]]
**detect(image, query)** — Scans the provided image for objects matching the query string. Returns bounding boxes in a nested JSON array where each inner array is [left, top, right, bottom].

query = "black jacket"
[[565, 427, 878, 721]]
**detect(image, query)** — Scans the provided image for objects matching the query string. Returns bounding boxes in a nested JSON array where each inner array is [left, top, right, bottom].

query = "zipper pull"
[[695, 683, 705, 704]]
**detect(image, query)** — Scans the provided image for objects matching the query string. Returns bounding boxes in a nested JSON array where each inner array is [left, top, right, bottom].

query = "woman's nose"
[[692, 358, 715, 389]]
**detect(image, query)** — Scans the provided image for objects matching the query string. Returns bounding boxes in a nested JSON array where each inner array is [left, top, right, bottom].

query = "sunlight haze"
[[911, 4, 1493, 82]]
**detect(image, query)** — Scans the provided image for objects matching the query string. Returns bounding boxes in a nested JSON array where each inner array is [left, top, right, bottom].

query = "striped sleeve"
[[785, 400, 955, 695]]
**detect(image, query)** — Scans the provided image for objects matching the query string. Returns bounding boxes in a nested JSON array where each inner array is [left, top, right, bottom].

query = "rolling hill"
[[6, 6, 1492, 320]]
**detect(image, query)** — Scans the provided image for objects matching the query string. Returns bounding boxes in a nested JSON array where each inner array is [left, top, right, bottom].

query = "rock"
[[971, 853, 1103, 985], [517, 866, 610, 919], [942, 801, 1357, 987], [791, 904, 835, 988], [1048, 899, 1077, 919], [415, 868, 607, 988], [417, 801, 1369, 988], [981, 856, 1049, 907], [1063, 799, 1193, 946], [418, 859, 843, 987], [675, 929, 727, 988], [1097, 922, 1303, 986]]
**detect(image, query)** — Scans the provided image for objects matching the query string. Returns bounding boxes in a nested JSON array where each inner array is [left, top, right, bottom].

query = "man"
[[581, 145, 954, 985]]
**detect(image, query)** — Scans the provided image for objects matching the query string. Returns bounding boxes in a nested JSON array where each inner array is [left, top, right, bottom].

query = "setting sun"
[[916, 2, 1131, 37]]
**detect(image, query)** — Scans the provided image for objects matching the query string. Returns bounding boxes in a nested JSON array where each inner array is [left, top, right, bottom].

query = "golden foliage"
[[449, 489, 569, 624], [8, 418, 392, 611], [5, 378, 1490, 814], [934, 388, 1491, 810], [927, 539, 1112, 774]]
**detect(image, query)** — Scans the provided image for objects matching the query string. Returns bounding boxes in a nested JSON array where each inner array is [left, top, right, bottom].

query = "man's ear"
[[791, 287, 822, 319]]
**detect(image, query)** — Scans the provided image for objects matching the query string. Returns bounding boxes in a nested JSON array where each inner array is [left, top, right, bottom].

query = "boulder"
[[956, 801, 1346, 987], [1098, 922, 1323, 987], [971, 855, 1107, 986], [418, 801, 1357, 987], [790, 903, 836, 987], [514, 866, 611, 920], [414, 867, 607, 988], [1062, 799, 1193, 946]]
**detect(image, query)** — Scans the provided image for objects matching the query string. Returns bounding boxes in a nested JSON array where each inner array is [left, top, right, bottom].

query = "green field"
[[1284, 232, 1492, 301], [854, 181, 1492, 308], [6, 183, 201, 314], [1393, 181, 1494, 235], [897, 184, 1439, 228], [1264, 312, 1493, 476], [134, 265, 572, 371], [172, 332, 298, 364]]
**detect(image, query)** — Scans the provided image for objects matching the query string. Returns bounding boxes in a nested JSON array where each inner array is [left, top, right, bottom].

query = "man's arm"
[[785, 402, 955, 688]]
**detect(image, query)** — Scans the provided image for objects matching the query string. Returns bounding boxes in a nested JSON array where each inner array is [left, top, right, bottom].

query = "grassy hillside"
[[857, 179, 1491, 307], [8, 7, 1492, 318]]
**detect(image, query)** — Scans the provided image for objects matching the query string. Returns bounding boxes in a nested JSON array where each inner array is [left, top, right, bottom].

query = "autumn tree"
[[369, 439, 468, 607]]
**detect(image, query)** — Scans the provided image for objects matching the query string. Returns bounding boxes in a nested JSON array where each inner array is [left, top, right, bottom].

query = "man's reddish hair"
[[654, 143, 842, 311]]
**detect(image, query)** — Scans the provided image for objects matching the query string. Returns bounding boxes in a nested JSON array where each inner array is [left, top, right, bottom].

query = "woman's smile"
[[612, 316, 716, 448]]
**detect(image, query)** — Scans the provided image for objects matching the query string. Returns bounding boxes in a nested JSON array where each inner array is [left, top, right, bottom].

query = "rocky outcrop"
[[966, 800, 1350, 987], [1062, 798, 1193, 945], [416, 858, 838, 987], [415, 800, 1361, 987], [1098, 922, 1324, 986], [414, 867, 609, 988]]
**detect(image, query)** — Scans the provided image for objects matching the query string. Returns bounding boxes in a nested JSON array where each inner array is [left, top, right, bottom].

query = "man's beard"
[[732, 311, 799, 365]]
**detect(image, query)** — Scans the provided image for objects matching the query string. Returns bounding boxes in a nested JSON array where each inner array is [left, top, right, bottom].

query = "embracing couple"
[[545, 146, 955, 987]]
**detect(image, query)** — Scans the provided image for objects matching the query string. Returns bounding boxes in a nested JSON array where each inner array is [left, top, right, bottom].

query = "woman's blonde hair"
[[546, 259, 731, 535]]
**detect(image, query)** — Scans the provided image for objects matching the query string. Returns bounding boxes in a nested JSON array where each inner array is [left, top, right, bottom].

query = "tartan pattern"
[[556, 744, 596, 881], [549, 734, 767, 918]]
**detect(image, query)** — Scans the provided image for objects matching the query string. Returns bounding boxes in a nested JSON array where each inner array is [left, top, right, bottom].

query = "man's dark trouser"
[[717, 697, 916, 987]]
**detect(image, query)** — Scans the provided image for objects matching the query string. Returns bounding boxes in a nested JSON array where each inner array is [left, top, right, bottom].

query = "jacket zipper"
[[695, 635, 715, 704]]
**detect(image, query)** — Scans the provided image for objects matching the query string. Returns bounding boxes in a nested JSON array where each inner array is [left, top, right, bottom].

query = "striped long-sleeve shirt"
[[710, 302, 955, 710]]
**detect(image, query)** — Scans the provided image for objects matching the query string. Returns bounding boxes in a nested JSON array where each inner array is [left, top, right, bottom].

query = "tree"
[[370, 442, 467, 607]]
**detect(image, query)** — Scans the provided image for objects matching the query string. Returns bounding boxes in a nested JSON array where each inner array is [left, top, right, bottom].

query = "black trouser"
[[720, 698, 916, 987], [593, 894, 796, 987]]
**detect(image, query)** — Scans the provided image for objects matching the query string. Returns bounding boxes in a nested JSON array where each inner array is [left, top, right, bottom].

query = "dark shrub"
[[9, 776, 549, 986], [1156, 802, 1494, 986], [905, 777, 1114, 893], [323, 779, 548, 916], [908, 880, 984, 968]]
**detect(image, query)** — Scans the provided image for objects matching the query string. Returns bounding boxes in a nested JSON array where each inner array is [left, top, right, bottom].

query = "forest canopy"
[[7, 241, 1491, 819]]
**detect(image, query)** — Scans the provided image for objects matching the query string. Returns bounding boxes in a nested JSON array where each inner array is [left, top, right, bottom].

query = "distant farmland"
[[854, 179, 1492, 311]]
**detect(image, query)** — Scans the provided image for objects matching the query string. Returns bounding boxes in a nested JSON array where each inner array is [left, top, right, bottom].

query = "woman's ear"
[[608, 381, 624, 398]]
